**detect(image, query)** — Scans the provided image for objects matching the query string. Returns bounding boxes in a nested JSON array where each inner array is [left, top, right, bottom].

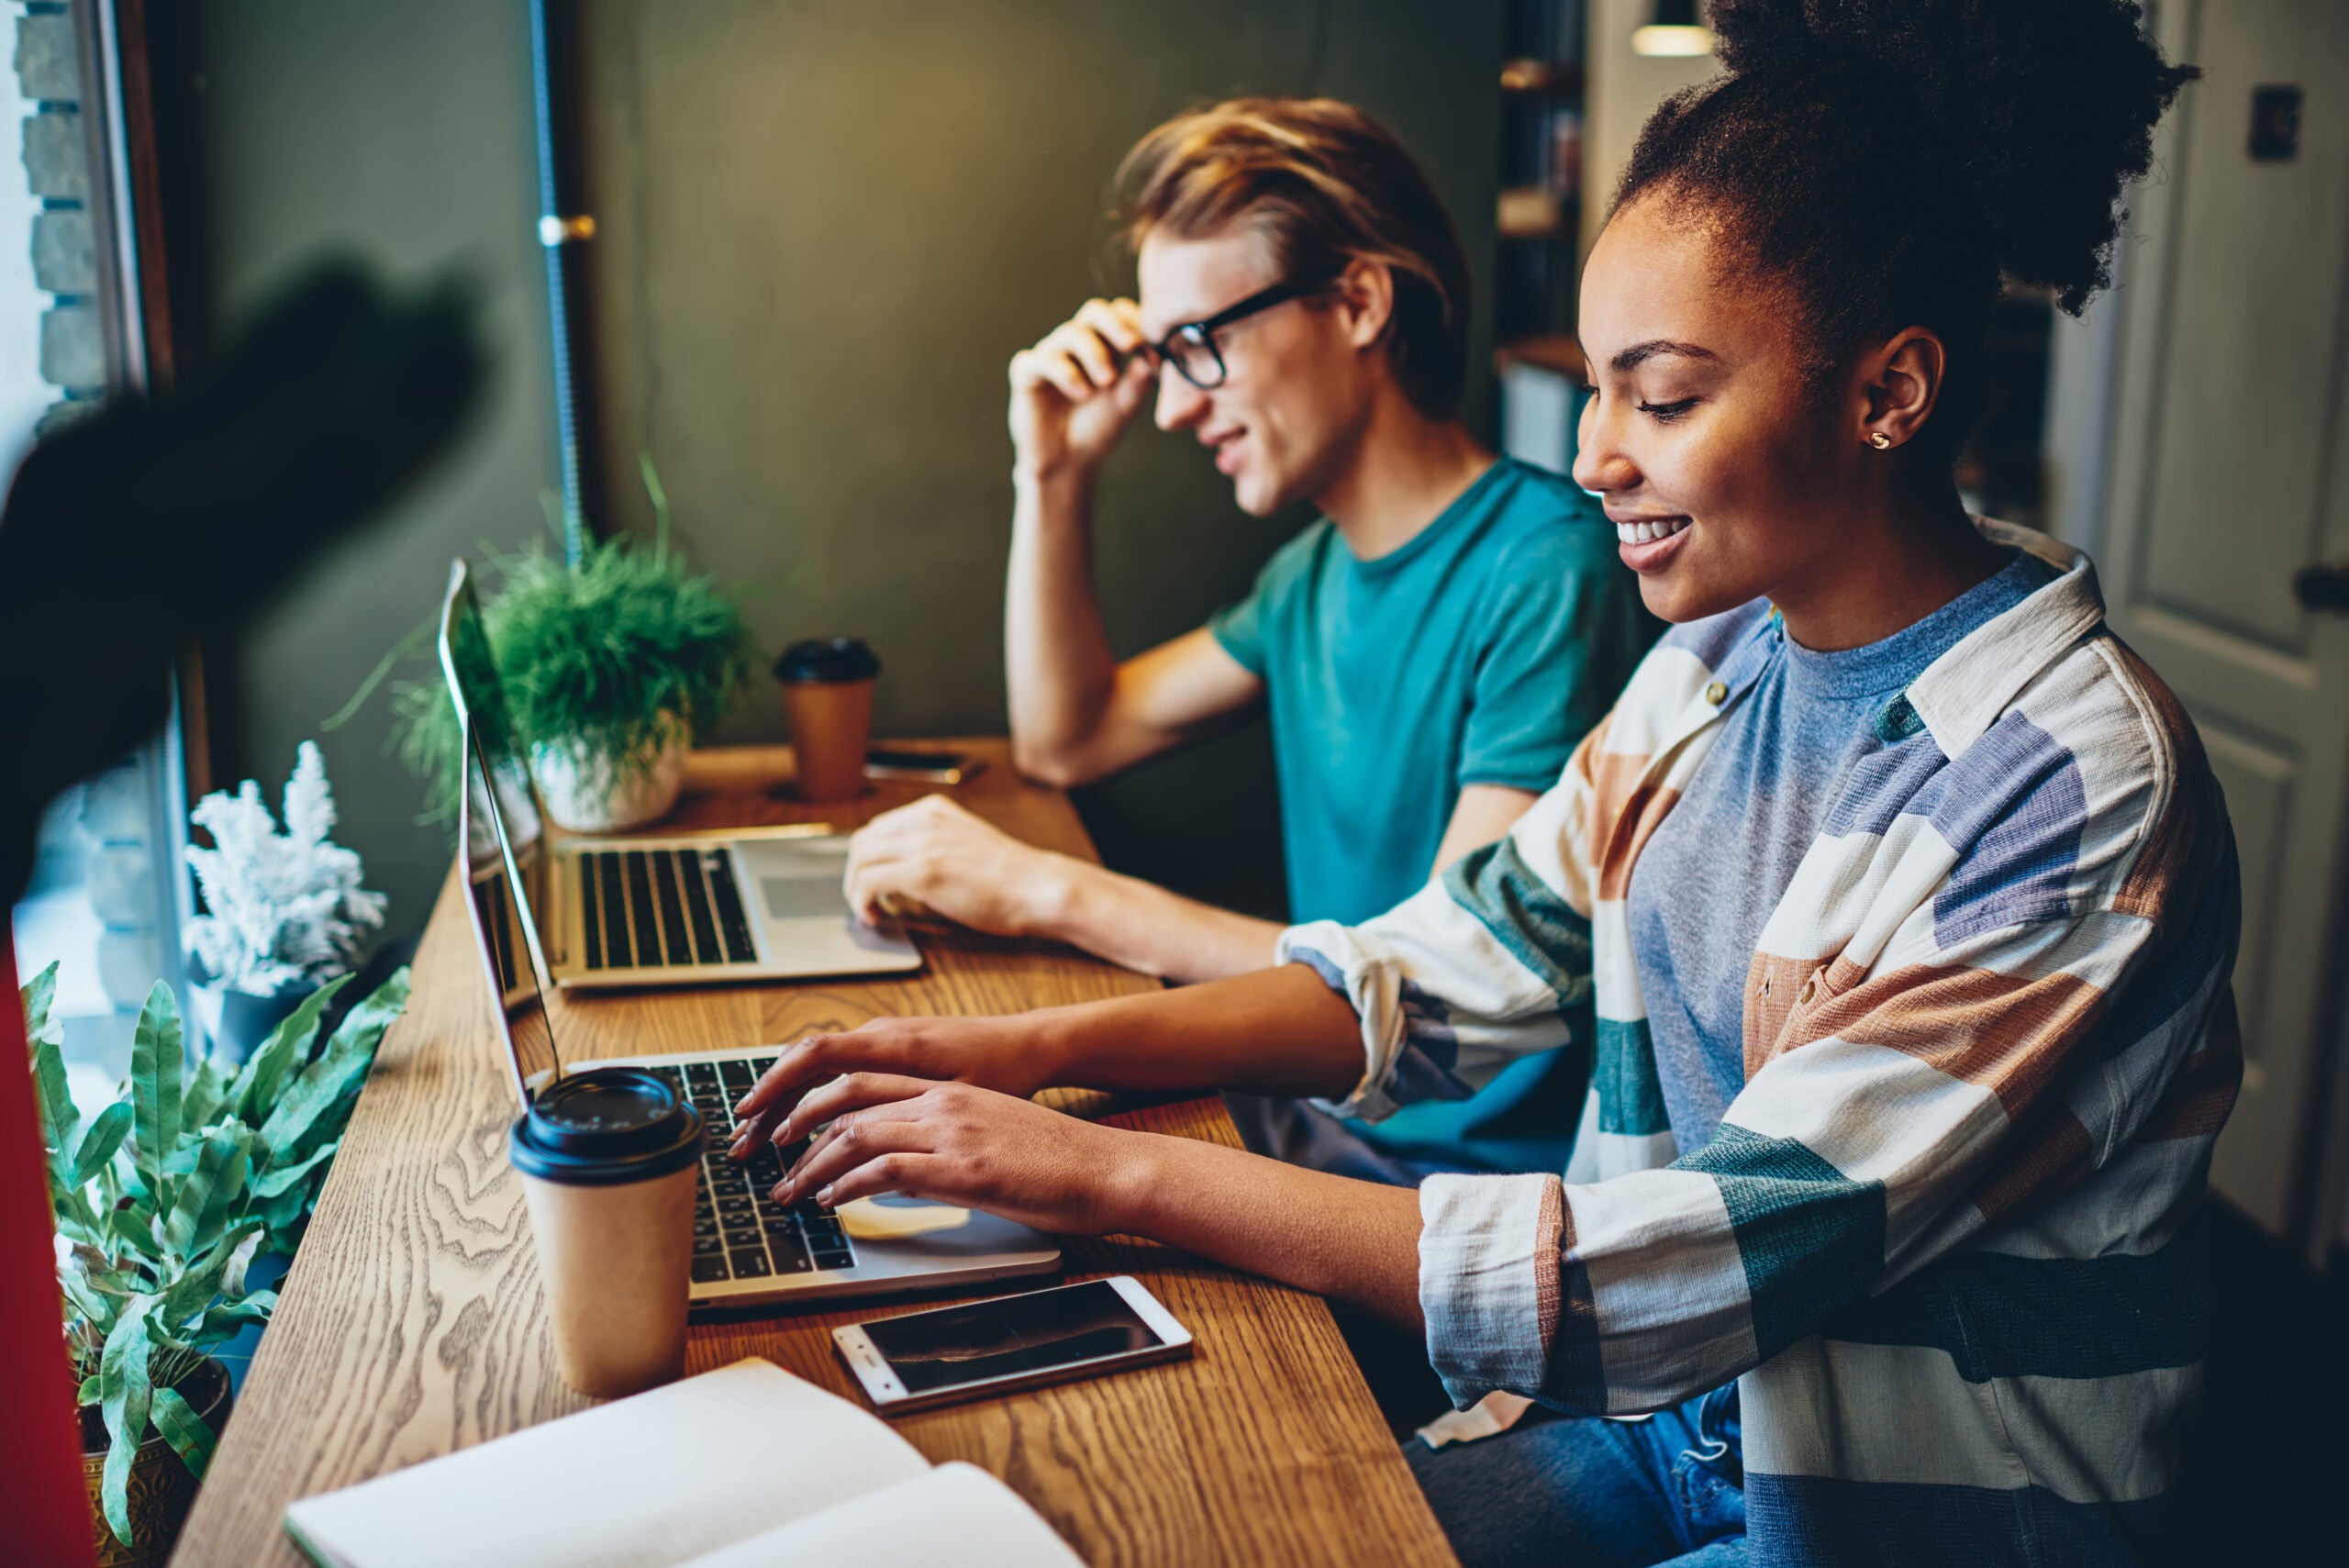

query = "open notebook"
[[282, 1359, 1083, 1568]]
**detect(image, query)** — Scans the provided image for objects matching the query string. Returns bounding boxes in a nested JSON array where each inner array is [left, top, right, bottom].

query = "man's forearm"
[[1005, 470, 1116, 780], [1036, 857, 1284, 983], [1108, 1132, 1425, 1331], [1033, 960, 1367, 1104]]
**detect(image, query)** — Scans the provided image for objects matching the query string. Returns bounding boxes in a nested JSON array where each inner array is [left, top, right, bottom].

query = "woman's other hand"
[[771, 1075, 1141, 1237], [764, 1071, 1429, 1332], [727, 1014, 1058, 1160]]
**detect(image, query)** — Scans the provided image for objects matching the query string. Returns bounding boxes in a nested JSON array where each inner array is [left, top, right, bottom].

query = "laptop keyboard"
[[579, 849, 759, 971], [650, 1059, 857, 1285]]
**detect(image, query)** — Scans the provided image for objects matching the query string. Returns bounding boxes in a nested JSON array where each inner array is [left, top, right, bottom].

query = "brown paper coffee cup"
[[775, 638, 881, 803], [509, 1068, 705, 1398], [520, 1158, 696, 1397]]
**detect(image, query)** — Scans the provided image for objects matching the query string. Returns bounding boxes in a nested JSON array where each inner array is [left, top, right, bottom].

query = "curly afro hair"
[[1616, 0, 2197, 455]]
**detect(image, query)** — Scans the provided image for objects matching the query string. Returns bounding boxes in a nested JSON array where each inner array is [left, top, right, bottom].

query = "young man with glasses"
[[843, 97, 1653, 1184]]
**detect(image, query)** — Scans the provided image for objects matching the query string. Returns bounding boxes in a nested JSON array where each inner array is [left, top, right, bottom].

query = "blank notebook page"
[[284, 1360, 930, 1568], [682, 1462, 1085, 1568]]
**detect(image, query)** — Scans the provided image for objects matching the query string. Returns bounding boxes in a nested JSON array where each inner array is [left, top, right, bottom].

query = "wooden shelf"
[[1495, 334, 1587, 383], [1497, 185, 1565, 239], [1500, 57, 1585, 95]]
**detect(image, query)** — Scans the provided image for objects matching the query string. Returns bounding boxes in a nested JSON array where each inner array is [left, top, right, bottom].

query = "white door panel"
[[2087, 0, 2349, 1240], [2138, 0, 2349, 651]]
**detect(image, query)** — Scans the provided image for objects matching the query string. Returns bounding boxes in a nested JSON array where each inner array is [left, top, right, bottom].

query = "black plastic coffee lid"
[[774, 636, 880, 684], [509, 1067, 704, 1186]]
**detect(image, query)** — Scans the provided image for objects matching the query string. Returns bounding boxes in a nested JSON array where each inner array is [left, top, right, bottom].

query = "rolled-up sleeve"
[[1275, 744, 1601, 1122], [1417, 1173, 1564, 1406]]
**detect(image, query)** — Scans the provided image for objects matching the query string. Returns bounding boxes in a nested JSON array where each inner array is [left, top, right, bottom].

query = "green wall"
[[186, 0, 556, 941], [579, 0, 1503, 917], [188, 0, 1502, 940]]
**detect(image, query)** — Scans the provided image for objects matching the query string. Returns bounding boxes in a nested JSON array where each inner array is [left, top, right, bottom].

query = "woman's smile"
[[1612, 514, 1692, 572]]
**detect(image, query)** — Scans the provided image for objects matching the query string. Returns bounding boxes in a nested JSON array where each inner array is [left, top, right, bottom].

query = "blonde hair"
[[1115, 97, 1471, 417]]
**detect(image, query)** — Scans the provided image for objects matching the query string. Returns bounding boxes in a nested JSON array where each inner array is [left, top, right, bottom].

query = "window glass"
[[6, 1, 190, 1108], [0, 5, 64, 446]]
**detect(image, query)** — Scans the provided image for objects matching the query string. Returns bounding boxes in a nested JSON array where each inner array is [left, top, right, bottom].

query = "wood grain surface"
[[170, 741, 1457, 1567]]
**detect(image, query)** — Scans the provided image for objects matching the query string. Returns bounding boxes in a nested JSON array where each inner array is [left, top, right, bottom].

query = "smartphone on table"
[[833, 1275, 1192, 1414], [864, 747, 979, 784]]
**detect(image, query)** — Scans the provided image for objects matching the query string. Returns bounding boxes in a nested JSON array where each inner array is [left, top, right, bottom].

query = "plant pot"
[[198, 982, 313, 1066], [215, 1249, 292, 1398], [81, 1356, 232, 1567], [529, 712, 690, 833]]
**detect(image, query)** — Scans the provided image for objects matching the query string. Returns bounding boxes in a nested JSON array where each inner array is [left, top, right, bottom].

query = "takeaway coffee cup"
[[509, 1067, 705, 1397], [775, 636, 881, 802]]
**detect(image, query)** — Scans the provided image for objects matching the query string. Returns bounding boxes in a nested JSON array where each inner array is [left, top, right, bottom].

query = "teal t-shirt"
[[1209, 457, 1655, 1173]]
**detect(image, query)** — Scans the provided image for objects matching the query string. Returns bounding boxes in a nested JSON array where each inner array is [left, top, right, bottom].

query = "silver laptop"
[[436, 557, 920, 988], [457, 711, 1063, 1307]]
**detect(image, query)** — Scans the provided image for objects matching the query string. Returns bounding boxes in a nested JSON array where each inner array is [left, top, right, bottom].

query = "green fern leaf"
[[164, 1124, 252, 1257], [129, 983, 184, 1210], [70, 1102, 132, 1190], [231, 975, 348, 1127], [149, 1386, 217, 1480], [98, 1295, 159, 1546]]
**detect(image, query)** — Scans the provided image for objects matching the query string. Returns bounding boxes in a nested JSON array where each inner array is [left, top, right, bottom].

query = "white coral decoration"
[[184, 740, 387, 995]]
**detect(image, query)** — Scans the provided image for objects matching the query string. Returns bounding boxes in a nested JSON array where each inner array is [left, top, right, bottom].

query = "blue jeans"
[[1408, 1383, 1748, 1568]]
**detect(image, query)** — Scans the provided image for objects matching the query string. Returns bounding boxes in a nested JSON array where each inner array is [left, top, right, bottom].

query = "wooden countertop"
[[171, 739, 1456, 1567]]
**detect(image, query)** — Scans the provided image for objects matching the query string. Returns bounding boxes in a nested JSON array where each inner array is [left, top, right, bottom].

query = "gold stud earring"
[[1868, 430, 1893, 450]]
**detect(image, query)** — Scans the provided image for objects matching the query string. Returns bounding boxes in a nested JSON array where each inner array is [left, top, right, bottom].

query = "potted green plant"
[[183, 741, 385, 1063], [26, 960, 408, 1564], [383, 462, 756, 832]]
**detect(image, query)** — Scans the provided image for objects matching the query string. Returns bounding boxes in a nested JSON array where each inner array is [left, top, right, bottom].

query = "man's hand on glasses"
[[1008, 296, 1155, 484]]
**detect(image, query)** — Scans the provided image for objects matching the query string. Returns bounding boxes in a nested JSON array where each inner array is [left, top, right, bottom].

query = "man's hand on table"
[[842, 795, 1081, 937], [844, 791, 1289, 984]]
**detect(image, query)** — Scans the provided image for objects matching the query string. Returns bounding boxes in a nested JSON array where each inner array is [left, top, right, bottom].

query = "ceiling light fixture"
[[1632, 0, 1716, 58]]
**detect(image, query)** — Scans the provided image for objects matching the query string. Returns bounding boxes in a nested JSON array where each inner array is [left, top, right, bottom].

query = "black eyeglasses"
[[1132, 277, 1330, 390]]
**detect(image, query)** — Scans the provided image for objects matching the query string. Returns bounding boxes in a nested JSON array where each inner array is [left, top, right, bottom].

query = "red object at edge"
[[0, 934, 100, 1567]]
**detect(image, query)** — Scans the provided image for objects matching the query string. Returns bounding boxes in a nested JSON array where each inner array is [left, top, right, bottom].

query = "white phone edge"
[[832, 1274, 1190, 1411], [834, 1321, 907, 1405], [1106, 1273, 1192, 1349]]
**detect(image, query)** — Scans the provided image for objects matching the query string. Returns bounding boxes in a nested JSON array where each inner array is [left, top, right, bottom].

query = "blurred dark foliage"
[[0, 259, 487, 906]]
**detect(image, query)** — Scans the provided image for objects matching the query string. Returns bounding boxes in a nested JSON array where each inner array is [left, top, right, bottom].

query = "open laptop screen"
[[459, 716, 561, 1108], [437, 560, 525, 779], [437, 560, 552, 928]]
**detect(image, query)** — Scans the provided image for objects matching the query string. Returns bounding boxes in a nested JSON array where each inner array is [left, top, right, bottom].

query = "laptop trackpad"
[[740, 838, 851, 919], [759, 876, 911, 951], [761, 876, 848, 918], [735, 836, 917, 963]]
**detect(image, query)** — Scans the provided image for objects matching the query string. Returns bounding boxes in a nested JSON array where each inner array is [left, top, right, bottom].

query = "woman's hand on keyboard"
[[727, 1015, 1052, 1161], [766, 1075, 1139, 1236]]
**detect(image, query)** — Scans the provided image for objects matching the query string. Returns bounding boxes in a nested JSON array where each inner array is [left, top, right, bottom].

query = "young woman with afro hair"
[[725, 4, 2224, 1562]]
